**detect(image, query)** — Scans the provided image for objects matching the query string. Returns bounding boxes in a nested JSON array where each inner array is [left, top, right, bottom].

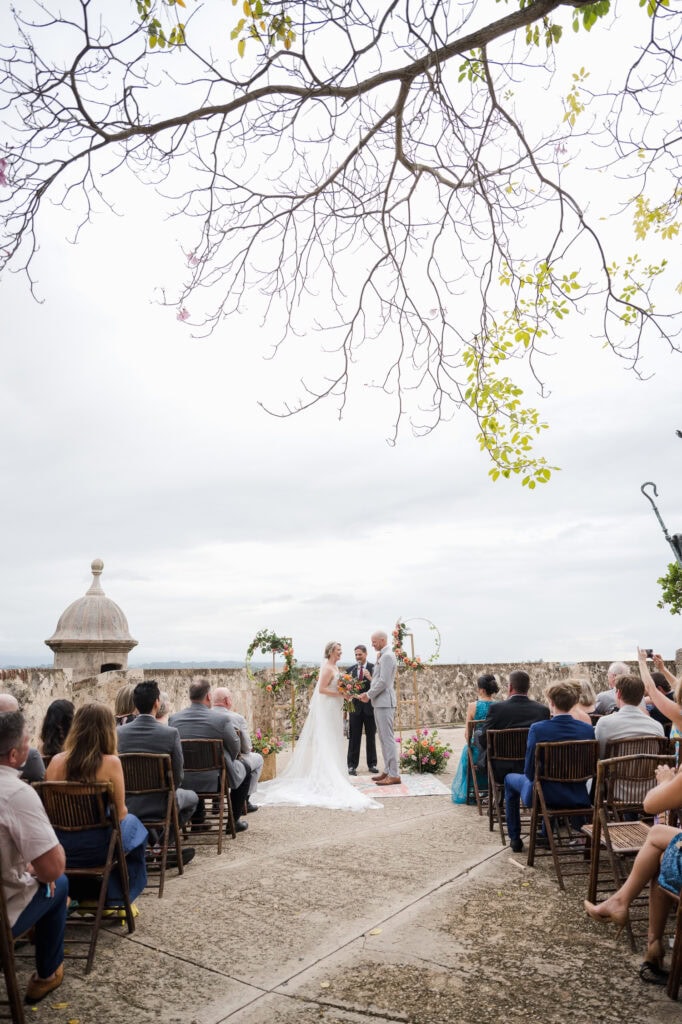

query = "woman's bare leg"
[[585, 825, 679, 924], [646, 880, 675, 965]]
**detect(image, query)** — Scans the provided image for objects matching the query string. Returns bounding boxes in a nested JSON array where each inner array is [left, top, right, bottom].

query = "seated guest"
[[0, 692, 45, 783], [169, 679, 252, 833], [594, 674, 664, 757], [46, 703, 148, 907], [155, 691, 171, 726], [641, 650, 682, 733], [451, 673, 499, 804], [40, 699, 75, 759], [585, 760, 682, 985], [647, 672, 674, 736], [212, 687, 263, 813], [477, 670, 550, 782], [566, 680, 593, 725], [0, 710, 69, 1003], [594, 661, 630, 715], [114, 684, 137, 726], [504, 682, 595, 853], [117, 680, 198, 862]]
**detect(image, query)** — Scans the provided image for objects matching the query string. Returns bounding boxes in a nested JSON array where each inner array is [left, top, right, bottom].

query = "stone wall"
[[3, 658, 677, 743]]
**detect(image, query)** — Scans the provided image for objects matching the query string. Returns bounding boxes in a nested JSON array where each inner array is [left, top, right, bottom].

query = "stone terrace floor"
[[12, 728, 682, 1024]]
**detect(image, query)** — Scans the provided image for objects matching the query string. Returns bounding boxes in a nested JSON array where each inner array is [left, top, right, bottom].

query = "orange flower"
[[263, 746, 270, 755], [266, 684, 273, 692]]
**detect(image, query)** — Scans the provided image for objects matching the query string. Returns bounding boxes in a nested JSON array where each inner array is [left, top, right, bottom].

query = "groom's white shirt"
[[366, 645, 397, 708]]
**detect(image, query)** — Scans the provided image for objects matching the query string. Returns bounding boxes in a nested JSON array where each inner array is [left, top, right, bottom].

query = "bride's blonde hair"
[[324, 640, 340, 659]]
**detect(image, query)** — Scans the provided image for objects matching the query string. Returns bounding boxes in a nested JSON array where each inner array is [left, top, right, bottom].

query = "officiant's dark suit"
[[477, 671, 549, 781], [346, 646, 377, 774]]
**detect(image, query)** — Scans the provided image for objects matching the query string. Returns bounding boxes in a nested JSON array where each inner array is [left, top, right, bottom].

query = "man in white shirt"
[[594, 675, 665, 757], [0, 710, 68, 1003]]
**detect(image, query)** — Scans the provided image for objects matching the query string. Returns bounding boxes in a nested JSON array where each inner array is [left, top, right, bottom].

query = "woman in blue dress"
[[451, 673, 499, 804], [46, 702, 147, 907]]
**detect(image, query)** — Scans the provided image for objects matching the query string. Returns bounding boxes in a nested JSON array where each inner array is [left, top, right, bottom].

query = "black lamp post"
[[641, 482, 682, 566]]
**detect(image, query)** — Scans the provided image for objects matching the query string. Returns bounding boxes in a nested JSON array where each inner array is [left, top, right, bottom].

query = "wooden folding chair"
[[464, 720, 488, 815], [581, 752, 675, 949], [33, 781, 135, 974], [486, 728, 530, 844], [527, 739, 598, 890], [119, 753, 183, 899], [180, 740, 235, 854], [604, 735, 671, 759], [668, 893, 682, 1001], [0, 850, 25, 1024]]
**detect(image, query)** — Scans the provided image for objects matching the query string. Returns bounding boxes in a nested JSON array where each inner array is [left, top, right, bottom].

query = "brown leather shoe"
[[375, 776, 401, 786], [371, 772, 387, 782], [25, 963, 64, 1004]]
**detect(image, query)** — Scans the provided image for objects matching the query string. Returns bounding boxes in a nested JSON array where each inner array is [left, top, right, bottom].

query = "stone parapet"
[[1, 658, 677, 743]]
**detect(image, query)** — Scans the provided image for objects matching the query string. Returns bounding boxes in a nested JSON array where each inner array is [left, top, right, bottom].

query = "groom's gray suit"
[[366, 645, 399, 777]]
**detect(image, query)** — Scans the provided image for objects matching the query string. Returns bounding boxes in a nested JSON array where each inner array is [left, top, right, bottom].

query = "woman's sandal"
[[639, 960, 669, 986]]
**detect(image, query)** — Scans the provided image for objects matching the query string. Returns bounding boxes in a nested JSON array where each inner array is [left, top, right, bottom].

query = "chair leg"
[[667, 902, 682, 1000], [1, 922, 26, 1024], [527, 791, 538, 867]]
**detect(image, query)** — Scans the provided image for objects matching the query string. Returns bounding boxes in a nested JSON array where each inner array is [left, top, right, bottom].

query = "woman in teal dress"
[[451, 674, 499, 804]]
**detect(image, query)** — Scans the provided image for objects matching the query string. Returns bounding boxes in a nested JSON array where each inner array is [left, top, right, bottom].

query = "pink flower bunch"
[[176, 307, 190, 321], [0, 158, 8, 187]]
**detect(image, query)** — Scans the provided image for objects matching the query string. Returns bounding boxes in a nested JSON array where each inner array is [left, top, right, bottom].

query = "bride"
[[254, 641, 381, 811]]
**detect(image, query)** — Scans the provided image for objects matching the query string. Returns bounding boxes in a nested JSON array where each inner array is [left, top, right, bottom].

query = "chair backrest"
[[180, 739, 224, 773], [597, 752, 676, 813], [604, 735, 670, 759], [487, 728, 530, 762], [119, 753, 173, 796], [33, 781, 116, 832], [533, 740, 598, 784]]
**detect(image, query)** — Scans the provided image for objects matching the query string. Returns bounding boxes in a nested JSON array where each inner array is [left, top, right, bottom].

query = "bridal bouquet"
[[250, 729, 284, 757], [337, 673, 365, 713], [398, 728, 452, 774]]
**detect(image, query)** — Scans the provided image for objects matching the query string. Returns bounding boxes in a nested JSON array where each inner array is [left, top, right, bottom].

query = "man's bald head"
[[0, 693, 19, 713], [213, 688, 232, 709]]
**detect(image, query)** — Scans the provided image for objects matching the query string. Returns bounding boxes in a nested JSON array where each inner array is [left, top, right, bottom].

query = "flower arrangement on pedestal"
[[250, 729, 284, 757], [398, 728, 452, 774]]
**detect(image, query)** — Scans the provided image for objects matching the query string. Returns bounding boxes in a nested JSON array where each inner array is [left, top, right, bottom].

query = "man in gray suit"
[[169, 679, 251, 833], [212, 687, 262, 813], [117, 680, 199, 851], [357, 630, 400, 785]]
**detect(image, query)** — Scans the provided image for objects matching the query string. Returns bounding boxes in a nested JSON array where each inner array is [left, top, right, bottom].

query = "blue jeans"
[[504, 772, 533, 842], [12, 874, 68, 979]]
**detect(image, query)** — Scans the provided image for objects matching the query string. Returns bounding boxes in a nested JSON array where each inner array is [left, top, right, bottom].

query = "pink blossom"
[[186, 251, 200, 267], [256, 728, 262, 739], [0, 158, 7, 187], [443, 751, 451, 758], [422, 729, 429, 736], [421, 756, 429, 764], [176, 307, 190, 321]]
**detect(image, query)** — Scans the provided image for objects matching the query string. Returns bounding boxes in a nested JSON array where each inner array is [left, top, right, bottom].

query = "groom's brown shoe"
[[375, 776, 401, 786], [372, 772, 387, 782]]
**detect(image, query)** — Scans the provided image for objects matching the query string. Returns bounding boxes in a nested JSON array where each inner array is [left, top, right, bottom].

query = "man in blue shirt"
[[504, 682, 594, 852]]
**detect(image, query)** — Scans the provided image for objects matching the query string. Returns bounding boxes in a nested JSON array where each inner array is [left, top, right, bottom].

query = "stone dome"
[[46, 559, 138, 652]]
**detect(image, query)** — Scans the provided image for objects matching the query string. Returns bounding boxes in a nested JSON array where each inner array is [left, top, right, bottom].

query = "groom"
[[357, 630, 400, 785]]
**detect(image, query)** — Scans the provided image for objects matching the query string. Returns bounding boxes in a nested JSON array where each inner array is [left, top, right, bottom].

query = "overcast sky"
[[1, 3, 681, 669]]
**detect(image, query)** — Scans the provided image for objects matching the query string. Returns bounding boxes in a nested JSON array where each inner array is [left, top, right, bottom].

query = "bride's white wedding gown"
[[253, 670, 381, 811]]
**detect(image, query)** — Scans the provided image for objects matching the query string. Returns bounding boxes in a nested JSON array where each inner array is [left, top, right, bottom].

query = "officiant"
[[346, 644, 378, 776]]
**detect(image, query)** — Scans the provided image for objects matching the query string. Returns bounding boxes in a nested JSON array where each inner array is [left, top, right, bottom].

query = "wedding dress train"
[[254, 675, 381, 811]]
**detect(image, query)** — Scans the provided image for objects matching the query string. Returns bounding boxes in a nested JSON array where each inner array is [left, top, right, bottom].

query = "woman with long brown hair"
[[46, 702, 147, 906]]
